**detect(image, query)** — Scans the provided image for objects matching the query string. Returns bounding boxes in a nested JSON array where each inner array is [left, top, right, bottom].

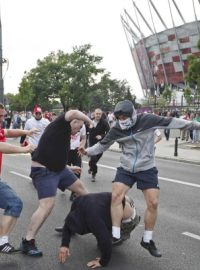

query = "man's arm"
[[65, 110, 93, 127], [0, 142, 35, 154], [88, 220, 112, 267], [5, 127, 39, 138], [59, 217, 72, 263]]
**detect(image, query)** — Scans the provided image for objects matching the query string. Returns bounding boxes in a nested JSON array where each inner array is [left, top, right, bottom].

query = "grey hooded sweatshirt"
[[86, 100, 200, 173]]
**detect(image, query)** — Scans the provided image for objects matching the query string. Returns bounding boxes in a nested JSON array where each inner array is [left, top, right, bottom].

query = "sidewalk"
[[109, 138, 200, 165]]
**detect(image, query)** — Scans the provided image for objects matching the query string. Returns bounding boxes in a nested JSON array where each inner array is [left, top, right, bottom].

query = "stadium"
[[121, 0, 200, 100]]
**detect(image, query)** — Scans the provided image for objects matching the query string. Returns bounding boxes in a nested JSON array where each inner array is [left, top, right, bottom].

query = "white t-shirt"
[[70, 124, 86, 150], [24, 117, 50, 146]]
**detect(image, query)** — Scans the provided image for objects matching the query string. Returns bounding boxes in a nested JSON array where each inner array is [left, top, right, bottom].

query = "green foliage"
[[183, 87, 193, 105], [198, 39, 200, 50], [162, 86, 172, 104], [9, 44, 138, 112], [185, 40, 200, 102]]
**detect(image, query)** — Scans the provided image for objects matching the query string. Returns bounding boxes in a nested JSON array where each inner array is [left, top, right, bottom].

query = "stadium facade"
[[122, 0, 200, 97]]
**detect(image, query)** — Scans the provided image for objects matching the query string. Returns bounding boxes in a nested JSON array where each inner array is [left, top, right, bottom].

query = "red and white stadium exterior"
[[122, 1, 200, 97]]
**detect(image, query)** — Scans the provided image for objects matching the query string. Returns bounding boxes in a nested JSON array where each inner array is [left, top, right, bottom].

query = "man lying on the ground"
[[58, 192, 140, 268]]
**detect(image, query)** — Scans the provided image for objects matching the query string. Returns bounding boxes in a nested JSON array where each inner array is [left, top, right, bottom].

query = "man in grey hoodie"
[[79, 100, 200, 258]]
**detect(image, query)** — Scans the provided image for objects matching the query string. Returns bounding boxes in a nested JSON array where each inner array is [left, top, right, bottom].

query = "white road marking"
[[10, 171, 31, 180], [9, 161, 200, 188], [182, 232, 200, 241], [159, 176, 200, 188], [83, 161, 200, 188]]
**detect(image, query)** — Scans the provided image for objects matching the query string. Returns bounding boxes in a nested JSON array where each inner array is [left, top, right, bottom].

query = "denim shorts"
[[30, 167, 78, 199], [113, 167, 159, 190], [0, 181, 23, 217]]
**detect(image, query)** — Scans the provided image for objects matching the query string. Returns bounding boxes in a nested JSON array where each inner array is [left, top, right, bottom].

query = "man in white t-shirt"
[[67, 124, 86, 201], [20, 108, 50, 148]]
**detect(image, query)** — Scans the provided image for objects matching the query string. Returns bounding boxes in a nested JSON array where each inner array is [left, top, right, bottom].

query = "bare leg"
[[111, 182, 130, 237], [143, 188, 159, 230], [68, 179, 88, 196], [26, 197, 55, 240], [0, 216, 17, 236]]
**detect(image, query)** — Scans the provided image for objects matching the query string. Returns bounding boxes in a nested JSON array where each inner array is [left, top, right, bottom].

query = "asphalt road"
[[0, 151, 200, 270]]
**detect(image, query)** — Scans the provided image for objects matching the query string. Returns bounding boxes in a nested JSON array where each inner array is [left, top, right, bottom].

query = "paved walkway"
[[109, 137, 200, 165]]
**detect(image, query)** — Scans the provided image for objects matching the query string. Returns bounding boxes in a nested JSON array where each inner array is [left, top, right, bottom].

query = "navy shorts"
[[113, 166, 159, 190], [30, 167, 78, 199]]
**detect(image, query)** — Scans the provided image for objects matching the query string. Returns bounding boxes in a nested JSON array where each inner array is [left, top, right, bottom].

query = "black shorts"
[[31, 167, 78, 199], [113, 166, 159, 190]]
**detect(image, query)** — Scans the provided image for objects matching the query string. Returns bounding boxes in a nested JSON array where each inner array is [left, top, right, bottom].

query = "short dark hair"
[[0, 103, 5, 110]]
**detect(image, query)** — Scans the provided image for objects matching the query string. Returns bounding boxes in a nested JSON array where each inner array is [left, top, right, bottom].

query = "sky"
[[0, 0, 199, 100]]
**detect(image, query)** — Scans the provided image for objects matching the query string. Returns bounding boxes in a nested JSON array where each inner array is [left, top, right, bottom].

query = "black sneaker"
[[20, 238, 43, 257], [121, 215, 141, 241], [0, 243, 19, 254], [112, 237, 123, 246], [69, 192, 77, 202], [91, 174, 96, 182], [55, 227, 63, 233], [140, 238, 162, 257]]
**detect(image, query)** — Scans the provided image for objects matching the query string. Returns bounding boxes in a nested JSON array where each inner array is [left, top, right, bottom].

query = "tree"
[[162, 86, 172, 105], [14, 44, 139, 112], [185, 39, 200, 105], [183, 87, 193, 106]]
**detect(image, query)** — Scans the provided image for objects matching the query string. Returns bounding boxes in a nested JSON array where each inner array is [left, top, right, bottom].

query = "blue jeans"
[[0, 181, 23, 217]]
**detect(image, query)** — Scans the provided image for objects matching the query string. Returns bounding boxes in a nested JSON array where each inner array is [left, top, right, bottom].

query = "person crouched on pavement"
[[58, 192, 140, 268]]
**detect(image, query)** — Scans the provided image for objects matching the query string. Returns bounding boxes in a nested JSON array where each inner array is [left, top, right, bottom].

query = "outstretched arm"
[[5, 127, 39, 138], [0, 142, 35, 154]]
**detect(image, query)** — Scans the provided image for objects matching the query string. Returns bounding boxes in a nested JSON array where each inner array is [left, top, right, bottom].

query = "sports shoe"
[[121, 215, 141, 241], [0, 243, 19, 254], [112, 237, 123, 246], [55, 227, 63, 233], [91, 174, 96, 182], [20, 238, 43, 257], [69, 192, 77, 202], [140, 238, 162, 257]]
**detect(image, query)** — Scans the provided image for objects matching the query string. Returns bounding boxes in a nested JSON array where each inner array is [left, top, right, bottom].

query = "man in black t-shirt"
[[20, 110, 93, 257]]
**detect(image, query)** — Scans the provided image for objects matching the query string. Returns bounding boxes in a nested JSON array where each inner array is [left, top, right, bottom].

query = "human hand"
[[78, 146, 87, 156], [24, 144, 36, 153], [58, 246, 70, 263], [87, 257, 102, 268], [95, 135, 102, 140], [28, 127, 40, 137], [69, 166, 82, 175]]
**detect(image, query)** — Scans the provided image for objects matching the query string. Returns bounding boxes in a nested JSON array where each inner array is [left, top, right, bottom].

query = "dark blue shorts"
[[113, 167, 159, 190], [30, 167, 78, 199]]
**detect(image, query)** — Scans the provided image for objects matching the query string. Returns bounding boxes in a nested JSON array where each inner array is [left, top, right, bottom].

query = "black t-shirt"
[[32, 114, 71, 172]]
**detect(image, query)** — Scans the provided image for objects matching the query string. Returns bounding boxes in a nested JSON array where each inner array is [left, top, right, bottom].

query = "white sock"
[[122, 209, 136, 223], [112, 226, 121, 239], [143, 230, 153, 243], [0, 235, 9, 245]]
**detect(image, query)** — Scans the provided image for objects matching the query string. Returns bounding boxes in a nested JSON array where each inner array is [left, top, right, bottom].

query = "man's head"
[[94, 108, 102, 122], [34, 107, 42, 120], [70, 119, 84, 135], [122, 195, 135, 220], [0, 103, 6, 123], [114, 100, 137, 130]]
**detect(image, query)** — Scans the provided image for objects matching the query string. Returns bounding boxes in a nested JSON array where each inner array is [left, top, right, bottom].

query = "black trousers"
[[88, 153, 103, 176], [67, 149, 82, 178]]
